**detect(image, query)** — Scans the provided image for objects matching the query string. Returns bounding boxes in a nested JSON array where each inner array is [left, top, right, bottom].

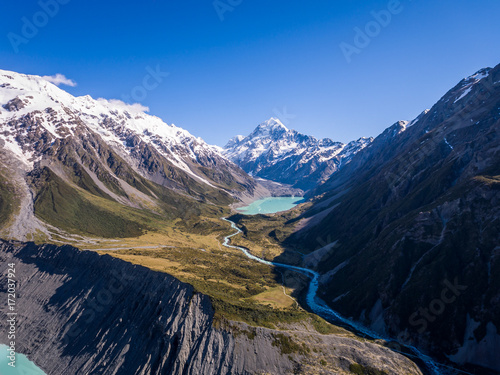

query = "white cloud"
[[96, 98, 149, 113], [41, 73, 77, 87]]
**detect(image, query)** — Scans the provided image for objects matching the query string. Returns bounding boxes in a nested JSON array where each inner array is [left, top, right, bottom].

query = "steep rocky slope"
[[0, 241, 423, 375], [0, 69, 252, 194], [291, 65, 500, 373], [224, 118, 372, 190]]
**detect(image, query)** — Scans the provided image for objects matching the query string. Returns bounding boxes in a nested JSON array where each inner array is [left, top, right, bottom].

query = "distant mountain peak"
[[224, 118, 372, 189], [225, 135, 245, 149], [256, 117, 288, 132]]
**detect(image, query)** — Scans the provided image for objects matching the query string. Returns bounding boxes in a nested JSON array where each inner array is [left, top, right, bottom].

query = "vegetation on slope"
[[97, 217, 342, 334], [0, 167, 18, 229], [28, 162, 229, 239], [226, 202, 311, 264], [31, 167, 146, 237]]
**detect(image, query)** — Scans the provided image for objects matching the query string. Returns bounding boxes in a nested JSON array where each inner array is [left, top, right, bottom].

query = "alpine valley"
[[0, 63, 499, 375]]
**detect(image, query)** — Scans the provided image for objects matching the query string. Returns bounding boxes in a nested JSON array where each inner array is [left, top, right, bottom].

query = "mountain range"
[[0, 69, 298, 241], [0, 64, 499, 375], [0, 68, 372, 242], [1, 69, 415, 374], [224, 118, 372, 190], [283, 66, 500, 373]]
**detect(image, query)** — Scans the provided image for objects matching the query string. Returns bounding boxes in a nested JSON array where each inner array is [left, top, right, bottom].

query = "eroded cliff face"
[[0, 241, 235, 375], [0, 241, 423, 375]]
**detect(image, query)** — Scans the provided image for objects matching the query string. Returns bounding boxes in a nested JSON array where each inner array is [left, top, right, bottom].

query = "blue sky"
[[1, 0, 500, 146]]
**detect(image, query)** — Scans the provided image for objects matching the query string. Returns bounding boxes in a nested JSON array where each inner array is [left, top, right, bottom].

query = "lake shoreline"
[[0, 344, 46, 375], [234, 196, 306, 215]]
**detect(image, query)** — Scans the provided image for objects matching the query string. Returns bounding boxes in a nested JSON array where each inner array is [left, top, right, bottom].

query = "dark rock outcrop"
[[2, 96, 26, 112]]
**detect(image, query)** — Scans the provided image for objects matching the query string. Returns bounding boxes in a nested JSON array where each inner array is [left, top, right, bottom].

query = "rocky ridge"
[[291, 65, 500, 373]]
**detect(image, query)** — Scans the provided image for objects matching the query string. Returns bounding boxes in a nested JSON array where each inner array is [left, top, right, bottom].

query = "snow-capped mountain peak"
[[225, 135, 245, 149], [255, 117, 288, 131], [0, 69, 203, 148], [0, 68, 253, 192], [224, 119, 373, 190]]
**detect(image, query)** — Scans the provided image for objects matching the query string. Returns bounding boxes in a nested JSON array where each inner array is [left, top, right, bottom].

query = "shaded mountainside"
[[0, 241, 423, 375], [291, 66, 500, 372], [224, 118, 372, 190]]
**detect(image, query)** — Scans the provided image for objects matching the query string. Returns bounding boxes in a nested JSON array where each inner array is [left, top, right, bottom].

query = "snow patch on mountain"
[[454, 87, 473, 103], [450, 67, 492, 104]]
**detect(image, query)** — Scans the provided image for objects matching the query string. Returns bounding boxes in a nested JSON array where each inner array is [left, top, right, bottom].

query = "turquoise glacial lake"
[[0, 345, 46, 375], [237, 196, 305, 215]]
